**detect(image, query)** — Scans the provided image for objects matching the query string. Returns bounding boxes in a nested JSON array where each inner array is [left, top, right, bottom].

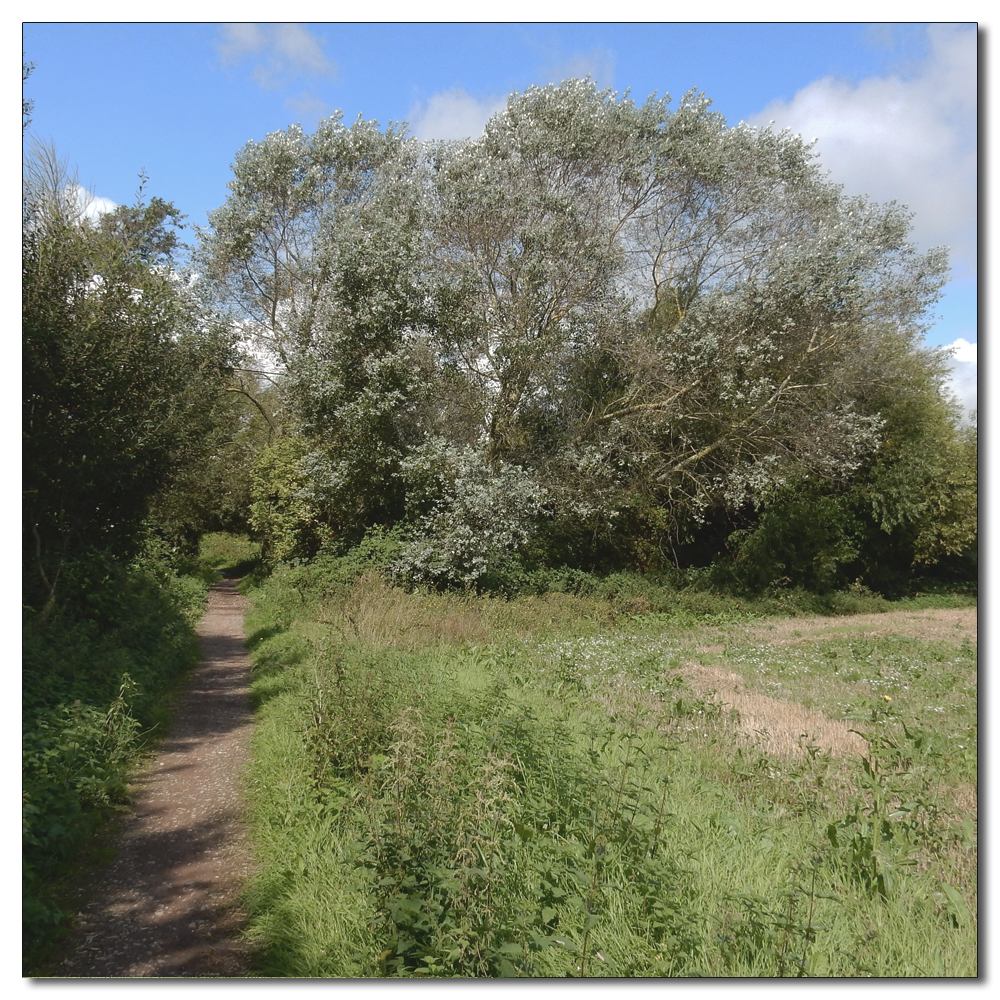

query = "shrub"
[[393, 440, 548, 586]]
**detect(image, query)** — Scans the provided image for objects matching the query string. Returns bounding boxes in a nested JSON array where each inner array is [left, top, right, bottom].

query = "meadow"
[[238, 550, 977, 978]]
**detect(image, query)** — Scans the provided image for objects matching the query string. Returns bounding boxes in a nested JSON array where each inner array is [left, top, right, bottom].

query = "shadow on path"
[[48, 581, 257, 978]]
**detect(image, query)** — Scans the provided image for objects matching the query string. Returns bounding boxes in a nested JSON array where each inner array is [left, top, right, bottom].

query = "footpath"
[[52, 580, 256, 978]]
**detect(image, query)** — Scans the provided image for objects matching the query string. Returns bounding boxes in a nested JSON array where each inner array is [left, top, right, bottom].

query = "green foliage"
[[22, 557, 207, 964], [240, 554, 976, 977], [854, 392, 977, 591], [200, 113, 427, 542], [198, 531, 262, 577], [249, 437, 334, 563], [23, 151, 236, 614], [196, 80, 971, 595], [724, 491, 862, 594], [824, 714, 971, 911], [143, 385, 270, 555], [21, 145, 234, 961], [392, 439, 549, 586]]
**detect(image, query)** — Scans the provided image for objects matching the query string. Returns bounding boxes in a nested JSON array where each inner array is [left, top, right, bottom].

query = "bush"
[[722, 495, 861, 594], [393, 440, 548, 587]]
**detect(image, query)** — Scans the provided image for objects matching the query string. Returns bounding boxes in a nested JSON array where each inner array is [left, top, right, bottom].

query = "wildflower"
[[883, 695, 892, 702]]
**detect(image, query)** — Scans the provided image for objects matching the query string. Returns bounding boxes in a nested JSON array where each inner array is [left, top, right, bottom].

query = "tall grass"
[[241, 560, 977, 977]]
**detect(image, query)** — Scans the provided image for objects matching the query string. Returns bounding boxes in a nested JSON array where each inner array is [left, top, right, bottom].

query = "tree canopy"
[[196, 79, 972, 591], [23, 147, 239, 614]]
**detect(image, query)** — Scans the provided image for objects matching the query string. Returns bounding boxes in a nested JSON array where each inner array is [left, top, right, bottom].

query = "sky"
[[21, 19, 978, 416]]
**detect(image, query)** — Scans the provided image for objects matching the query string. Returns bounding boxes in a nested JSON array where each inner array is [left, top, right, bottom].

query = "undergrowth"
[[21, 532, 260, 971], [240, 552, 977, 977]]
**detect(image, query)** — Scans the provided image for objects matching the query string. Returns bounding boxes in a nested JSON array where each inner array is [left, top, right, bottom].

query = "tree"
[[848, 366, 978, 591], [392, 438, 549, 585], [200, 80, 967, 587], [198, 112, 420, 367], [143, 381, 273, 554], [23, 59, 34, 134], [23, 147, 236, 613], [412, 82, 951, 574], [199, 113, 432, 546], [423, 80, 656, 466]]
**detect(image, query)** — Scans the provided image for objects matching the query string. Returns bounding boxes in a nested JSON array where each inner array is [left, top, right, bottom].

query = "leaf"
[[498, 959, 520, 977], [940, 883, 971, 927], [960, 819, 976, 848]]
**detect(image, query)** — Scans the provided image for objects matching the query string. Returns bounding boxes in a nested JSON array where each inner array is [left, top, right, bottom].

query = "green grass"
[[712, 635, 977, 775], [22, 558, 211, 970], [197, 531, 263, 579], [240, 564, 977, 977]]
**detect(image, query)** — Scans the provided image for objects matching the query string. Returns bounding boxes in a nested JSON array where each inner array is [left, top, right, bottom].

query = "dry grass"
[[676, 661, 868, 758], [480, 591, 613, 636], [323, 573, 489, 649], [740, 607, 978, 648], [317, 576, 618, 651]]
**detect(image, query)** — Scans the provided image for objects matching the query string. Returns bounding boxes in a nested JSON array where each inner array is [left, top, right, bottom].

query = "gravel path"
[[53, 580, 256, 978]]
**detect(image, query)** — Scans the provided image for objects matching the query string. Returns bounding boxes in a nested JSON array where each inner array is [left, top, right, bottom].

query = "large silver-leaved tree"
[[198, 113, 431, 539], [200, 80, 957, 582]]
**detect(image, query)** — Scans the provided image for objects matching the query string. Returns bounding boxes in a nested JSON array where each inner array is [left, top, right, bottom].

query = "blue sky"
[[22, 20, 977, 413]]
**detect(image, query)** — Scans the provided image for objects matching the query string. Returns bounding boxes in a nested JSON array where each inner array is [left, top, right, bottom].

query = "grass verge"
[[240, 558, 977, 977]]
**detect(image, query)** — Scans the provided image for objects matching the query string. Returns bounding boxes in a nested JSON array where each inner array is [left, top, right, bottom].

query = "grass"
[[23, 533, 262, 972], [197, 531, 262, 579], [239, 561, 977, 977], [22, 558, 212, 971]]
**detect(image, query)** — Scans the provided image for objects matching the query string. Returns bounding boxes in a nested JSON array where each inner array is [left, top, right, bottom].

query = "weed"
[[239, 559, 978, 977]]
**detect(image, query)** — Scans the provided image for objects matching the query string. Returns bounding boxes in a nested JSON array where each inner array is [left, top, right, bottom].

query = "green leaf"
[[940, 883, 971, 927]]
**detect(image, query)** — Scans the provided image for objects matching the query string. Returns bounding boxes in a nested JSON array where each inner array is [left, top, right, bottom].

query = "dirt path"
[[52, 580, 256, 978]]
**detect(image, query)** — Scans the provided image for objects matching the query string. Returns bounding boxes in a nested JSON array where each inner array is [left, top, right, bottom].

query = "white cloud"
[[540, 48, 615, 89], [271, 24, 336, 77], [85, 195, 119, 221], [749, 23, 976, 279], [944, 338, 977, 419], [68, 183, 117, 222], [408, 89, 508, 141], [216, 23, 266, 65], [285, 91, 334, 121], [949, 337, 978, 365], [217, 23, 337, 91]]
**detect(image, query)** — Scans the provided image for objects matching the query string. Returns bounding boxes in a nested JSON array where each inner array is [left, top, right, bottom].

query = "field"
[[239, 561, 977, 978]]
